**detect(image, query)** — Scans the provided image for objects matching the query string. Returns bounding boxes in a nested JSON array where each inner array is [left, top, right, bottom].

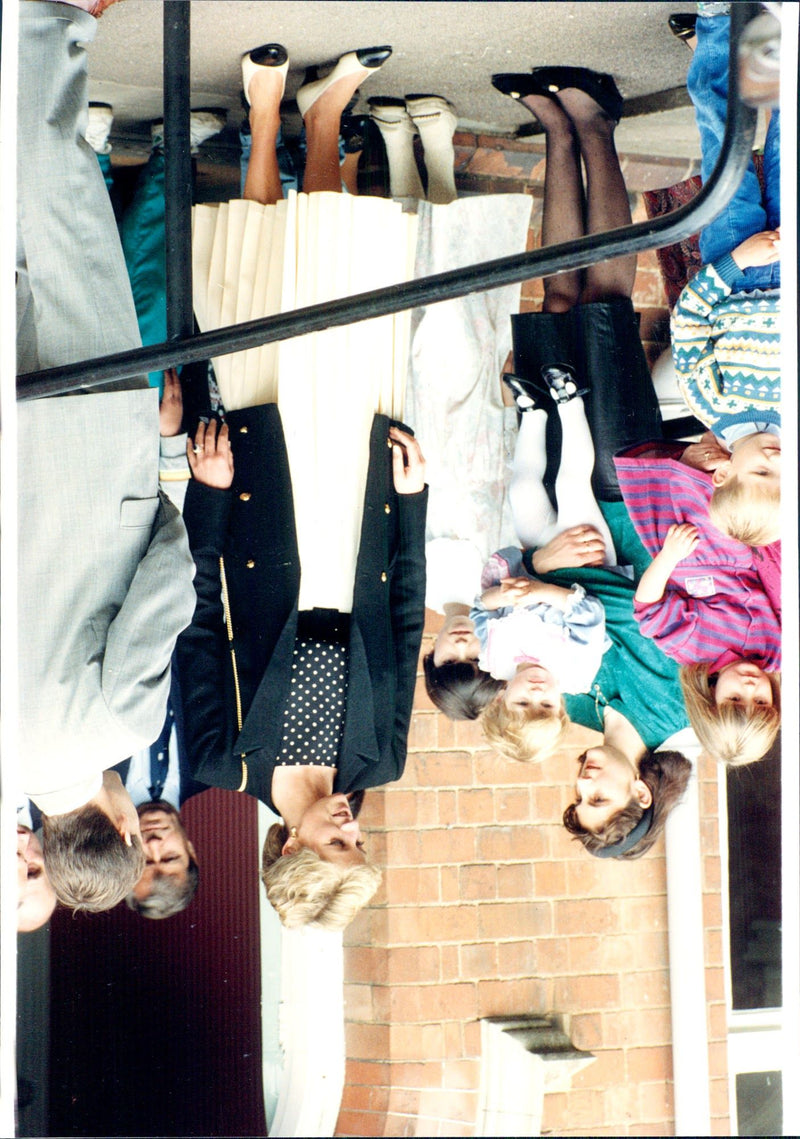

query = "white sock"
[[373, 122, 425, 199]]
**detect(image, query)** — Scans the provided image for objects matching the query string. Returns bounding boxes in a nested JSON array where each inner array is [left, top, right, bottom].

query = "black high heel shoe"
[[542, 364, 589, 404], [502, 372, 550, 413], [491, 72, 560, 103], [668, 13, 698, 43], [528, 66, 623, 123]]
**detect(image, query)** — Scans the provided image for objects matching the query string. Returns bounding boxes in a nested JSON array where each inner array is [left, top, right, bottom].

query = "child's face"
[[723, 431, 781, 489], [432, 616, 481, 665], [713, 660, 774, 710], [503, 662, 561, 713]]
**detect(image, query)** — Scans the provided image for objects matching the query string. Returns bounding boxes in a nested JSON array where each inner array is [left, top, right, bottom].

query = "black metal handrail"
[[17, 2, 760, 400]]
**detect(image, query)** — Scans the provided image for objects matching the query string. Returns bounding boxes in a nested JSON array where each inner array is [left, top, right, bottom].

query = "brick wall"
[[337, 134, 728, 1137], [338, 636, 729, 1137]]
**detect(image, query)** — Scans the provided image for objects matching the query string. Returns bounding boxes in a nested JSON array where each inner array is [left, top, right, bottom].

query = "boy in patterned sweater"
[[671, 6, 780, 547]]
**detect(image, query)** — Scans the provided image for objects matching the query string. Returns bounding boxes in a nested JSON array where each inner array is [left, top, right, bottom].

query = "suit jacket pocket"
[[120, 497, 159, 528]]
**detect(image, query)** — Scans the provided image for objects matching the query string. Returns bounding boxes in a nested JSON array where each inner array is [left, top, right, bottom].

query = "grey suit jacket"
[[19, 390, 196, 815]]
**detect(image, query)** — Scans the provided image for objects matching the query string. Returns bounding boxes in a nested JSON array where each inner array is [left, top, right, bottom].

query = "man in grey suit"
[[17, 0, 195, 912]]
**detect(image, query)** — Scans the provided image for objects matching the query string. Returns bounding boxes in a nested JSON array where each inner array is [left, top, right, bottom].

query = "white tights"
[[508, 399, 617, 563]]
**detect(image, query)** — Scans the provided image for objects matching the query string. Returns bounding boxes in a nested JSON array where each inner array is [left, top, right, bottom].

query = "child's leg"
[[688, 13, 779, 290], [508, 408, 558, 549], [552, 398, 617, 564]]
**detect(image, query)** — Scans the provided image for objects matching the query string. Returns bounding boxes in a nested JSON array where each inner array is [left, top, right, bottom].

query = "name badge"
[[685, 575, 716, 597]]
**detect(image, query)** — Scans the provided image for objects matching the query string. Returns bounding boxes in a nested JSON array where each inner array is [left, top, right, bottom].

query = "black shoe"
[[668, 13, 698, 42], [528, 66, 623, 122], [503, 372, 548, 413], [542, 364, 589, 404], [491, 72, 559, 103]]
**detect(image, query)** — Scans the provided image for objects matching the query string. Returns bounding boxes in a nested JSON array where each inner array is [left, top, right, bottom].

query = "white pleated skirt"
[[192, 191, 418, 611]]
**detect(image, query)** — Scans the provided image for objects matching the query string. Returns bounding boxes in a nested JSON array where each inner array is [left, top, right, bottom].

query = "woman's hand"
[[530, 526, 607, 574], [390, 426, 426, 494], [680, 431, 730, 472], [187, 419, 234, 489], [731, 228, 780, 269], [159, 368, 183, 438]]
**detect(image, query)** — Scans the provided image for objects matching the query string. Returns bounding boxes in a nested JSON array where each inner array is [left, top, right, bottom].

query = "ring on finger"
[[193, 444, 204, 455]]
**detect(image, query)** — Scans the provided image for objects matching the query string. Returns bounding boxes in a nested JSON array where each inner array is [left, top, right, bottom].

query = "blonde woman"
[[180, 44, 427, 930]]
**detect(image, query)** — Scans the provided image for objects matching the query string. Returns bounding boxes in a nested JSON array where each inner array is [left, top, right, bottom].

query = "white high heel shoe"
[[296, 46, 392, 118], [241, 43, 289, 108]]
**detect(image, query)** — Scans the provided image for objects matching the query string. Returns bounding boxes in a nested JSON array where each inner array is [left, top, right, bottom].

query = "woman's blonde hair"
[[481, 694, 569, 763], [680, 663, 781, 766], [709, 474, 780, 547], [261, 824, 381, 930]]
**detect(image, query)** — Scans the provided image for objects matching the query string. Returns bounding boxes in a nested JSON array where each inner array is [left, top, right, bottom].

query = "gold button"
[[239, 425, 249, 434], [381, 572, 387, 583], [384, 503, 391, 514], [246, 558, 255, 569], [387, 438, 393, 448], [239, 492, 252, 502]]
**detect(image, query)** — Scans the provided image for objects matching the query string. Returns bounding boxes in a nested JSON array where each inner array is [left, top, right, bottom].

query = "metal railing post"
[[163, 0, 193, 343]]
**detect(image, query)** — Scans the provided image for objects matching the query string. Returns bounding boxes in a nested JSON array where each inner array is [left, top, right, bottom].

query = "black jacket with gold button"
[[176, 403, 427, 812]]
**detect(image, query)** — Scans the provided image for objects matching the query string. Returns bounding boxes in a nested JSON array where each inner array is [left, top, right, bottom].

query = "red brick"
[[382, 790, 418, 828], [390, 1023, 434, 1062], [436, 790, 458, 826], [557, 1087, 606, 1129], [344, 946, 389, 985], [626, 1045, 674, 1083], [343, 982, 374, 1022], [344, 1059, 388, 1088], [537, 935, 569, 974], [385, 828, 421, 866], [533, 860, 566, 897], [707, 1040, 728, 1080], [555, 973, 621, 1012], [496, 861, 533, 898], [408, 713, 438, 750], [413, 789, 442, 828], [388, 1061, 443, 1089], [494, 786, 531, 823], [601, 930, 669, 972], [495, 939, 537, 977], [709, 1076, 730, 1116], [554, 898, 618, 936], [706, 965, 729, 1002], [704, 854, 722, 890], [346, 1021, 391, 1060], [419, 828, 476, 865], [385, 867, 436, 906], [477, 977, 549, 1017], [707, 1000, 728, 1041], [630, 968, 671, 1007], [386, 946, 440, 984], [704, 927, 724, 968], [440, 865, 460, 903], [425, 982, 478, 1023], [619, 895, 668, 933], [439, 943, 460, 982], [533, 783, 562, 818], [387, 904, 478, 945], [372, 985, 421, 1023], [703, 892, 723, 928], [638, 1077, 674, 1120], [477, 824, 548, 862], [459, 941, 497, 979], [567, 935, 604, 974], [462, 1018, 481, 1056], [459, 862, 497, 901], [387, 1086, 421, 1116], [335, 1108, 384, 1137], [568, 1012, 604, 1050], [413, 751, 474, 787], [478, 900, 551, 939], [457, 787, 494, 824]]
